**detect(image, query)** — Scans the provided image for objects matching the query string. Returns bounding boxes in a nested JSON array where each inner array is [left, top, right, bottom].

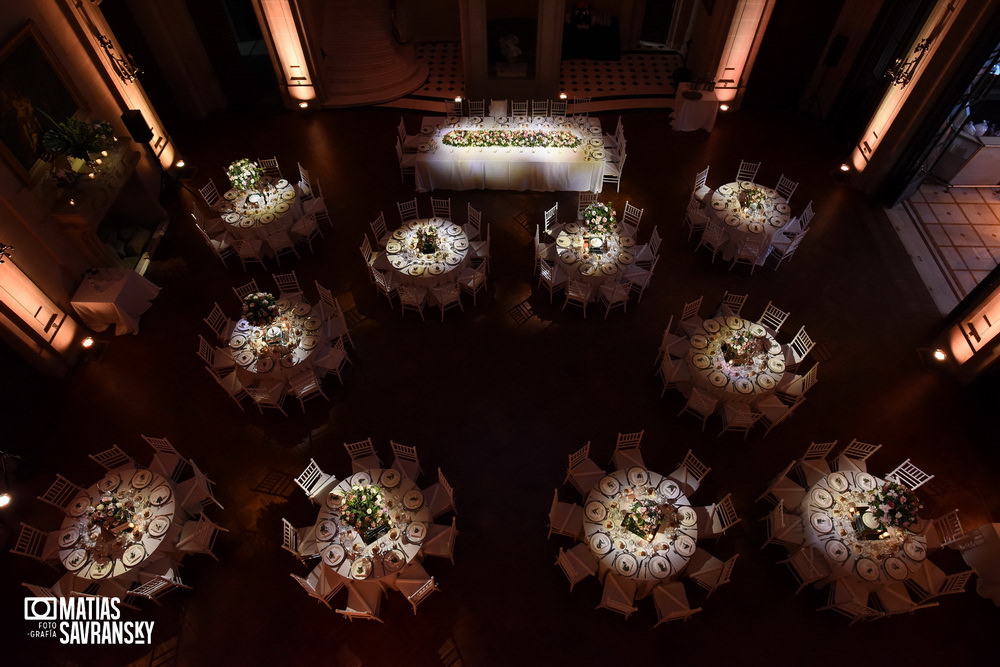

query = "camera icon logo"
[[24, 597, 57, 621]]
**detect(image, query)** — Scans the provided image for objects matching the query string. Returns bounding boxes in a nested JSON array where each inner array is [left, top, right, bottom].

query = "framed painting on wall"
[[0, 21, 81, 183]]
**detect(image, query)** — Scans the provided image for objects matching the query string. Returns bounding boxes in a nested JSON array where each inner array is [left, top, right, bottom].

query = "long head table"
[[414, 116, 607, 193]]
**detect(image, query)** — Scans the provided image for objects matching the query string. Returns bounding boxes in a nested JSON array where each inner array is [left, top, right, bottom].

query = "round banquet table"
[[555, 221, 635, 300], [220, 178, 298, 240], [314, 469, 430, 583], [58, 467, 177, 581], [685, 315, 786, 403], [800, 470, 928, 590], [583, 467, 698, 597], [709, 181, 792, 265], [385, 217, 469, 289], [229, 297, 328, 388]]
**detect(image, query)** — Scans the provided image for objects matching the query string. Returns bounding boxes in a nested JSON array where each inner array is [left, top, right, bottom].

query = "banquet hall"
[[1, 1, 1000, 666]]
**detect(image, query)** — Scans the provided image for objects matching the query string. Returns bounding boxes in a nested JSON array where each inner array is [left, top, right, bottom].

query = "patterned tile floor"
[[895, 184, 1000, 311], [411, 42, 682, 101]]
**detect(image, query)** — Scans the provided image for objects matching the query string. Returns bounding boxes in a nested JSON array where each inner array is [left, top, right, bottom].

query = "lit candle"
[[100, 150, 108, 157]]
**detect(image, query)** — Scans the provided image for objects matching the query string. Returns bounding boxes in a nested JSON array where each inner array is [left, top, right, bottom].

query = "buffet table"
[[71, 268, 160, 335], [709, 182, 792, 265], [685, 315, 786, 403], [800, 471, 928, 590], [58, 467, 177, 581], [313, 469, 430, 583], [414, 116, 606, 192], [582, 467, 698, 597]]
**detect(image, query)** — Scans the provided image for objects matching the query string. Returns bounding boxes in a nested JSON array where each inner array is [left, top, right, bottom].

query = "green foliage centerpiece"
[[226, 158, 264, 194], [621, 498, 663, 541], [442, 129, 582, 148], [415, 225, 439, 255], [583, 202, 617, 236], [87, 493, 134, 533], [340, 483, 392, 543], [869, 480, 922, 530], [241, 292, 279, 327]]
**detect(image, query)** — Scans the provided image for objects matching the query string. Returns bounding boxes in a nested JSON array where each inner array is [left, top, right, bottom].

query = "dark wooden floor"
[[2, 101, 998, 666]]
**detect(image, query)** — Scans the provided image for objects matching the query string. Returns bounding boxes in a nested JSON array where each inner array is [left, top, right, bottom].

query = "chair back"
[[680, 296, 703, 322], [531, 99, 549, 116], [88, 445, 134, 471], [37, 474, 83, 510], [467, 99, 485, 117], [932, 509, 964, 547], [789, 326, 815, 361], [297, 162, 312, 197], [544, 204, 559, 235], [295, 458, 332, 496], [616, 431, 643, 452], [623, 201, 643, 227], [431, 197, 451, 219], [775, 174, 798, 202], [802, 440, 837, 461], [360, 235, 375, 263], [510, 100, 528, 116], [258, 156, 281, 180], [720, 291, 748, 317], [203, 302, 230, 338], [680, 449, 710, 482], [344, 438, 376, 461], [437, 467, 454, 501], [647, 227, 662, 255], [550, 99, 567, 116], [841, 439, 880, 461], [397, 198, 419, 223], [281, 518, 299, 555], [886, 458, 934, 490], [736, 160, 761, 183], [233, 279, 260, 304], [799, 200, 815, 228], [712, 493, 741, 535], [315, 281, 341, 318], [694, 165, 709, 190], [466, 204, 482, 237], [578, 192, 598, 218], [198, 179, 221, 207], [391, 441, 419, 464], [568, 442, 591, 470], [759, 301, 790, 332]]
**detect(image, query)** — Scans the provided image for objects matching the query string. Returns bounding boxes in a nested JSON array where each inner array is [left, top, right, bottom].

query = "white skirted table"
[[555, 221, 636, 300], [228, 296, 329, 389], [220, 178, 299, 240], [58, 467, 177, 581], [582, 467, 698, 597], [800, 471, 928, 590], [71, 268, 160, 335], [685, 315, 787, 403], [313, 469, 430, 583], [709, 181, 793, 265], [414, 116, 606, 192], [671, 83, 719, 132]]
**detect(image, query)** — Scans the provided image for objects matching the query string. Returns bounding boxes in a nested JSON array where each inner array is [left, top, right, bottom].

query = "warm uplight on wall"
[[81, 337, 95, 349], [932, 349, 947, 361], [719, 104, 730, 112]]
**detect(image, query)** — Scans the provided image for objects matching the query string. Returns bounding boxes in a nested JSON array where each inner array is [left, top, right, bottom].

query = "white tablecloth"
[[385, 217, 469, 291], [313, 469, 430, 583], [229, 297, 328, 389], [71, 268, 160, 335], [220, 179, 298, 241], [709, 182, 792, 265], [414, 116, 605, 192], [555, 222, 635, 300], [672, 83, 719, 132], [58, 467, 177, 581], [684, 316, 786, 403], [582, 468, 698, 595], [800, 471, 928, 590], [962, 523, 1000, 605]]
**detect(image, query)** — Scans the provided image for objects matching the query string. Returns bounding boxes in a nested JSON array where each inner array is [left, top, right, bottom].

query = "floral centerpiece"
[[241, 292, 279, 327], [737, 187, 767, 212], [583, 202, 617, 236], [621, 498, 663, 541], [720, 330, 765, 366], [414, 225, 439, 255], [226, 158, 264, 194], [442, 129, 582, 148], [340, 483, 391, 533], [869, 480, 922, 529], [87, 493, 134, 533]]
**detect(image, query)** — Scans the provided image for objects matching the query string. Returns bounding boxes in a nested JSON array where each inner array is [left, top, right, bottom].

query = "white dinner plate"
[[725, 214, 741, 227], [445, 254, 462, 265], [903, 540, 926, 561], [326, 493, 343, 510], [233, 349, 254, 367], [600, 263, 617, 275], [827, 472, 850, 493], [579, 264, 596, 276], [351, 557, 373, 579], [64, 549, 89, 572], [257, 357, 274, 373], [323, 543, 345, 567], [429, 263, 445, 275], [589, 532, 613, 555], [131, 469, 153, 489], [352, 472, 372, 485], [659, 479, 681, 500], [810, 512, 833, 534], [409, 265, 426, 277], [591, 149, 605, 160], [757, 375, 776, 390], [97, 474, 120, 493], [403, 490, 424, 510], [89, 559, 114, 579], [675, 534, 696, 556], [725, 316, 745, 330], [709, 371, 728, 387], [279, 355, 297, 369], [749, 324, 767, 338], [229, 334, 247, 349], [689, 334, 708, 350], [453, 239, 469, 251], [856, 557, 879, 581], [767, 357, 786, 373], [585, 501, 607, 522], [292, 302, 311, 316], [825, 539, 850, 562], [148, 485, 172, 506], [691, 353, 711, 369], [678, 506, 697, 527], [122, 543, 146, 568], [300, 336, 318, 350], [615, 553, 639, 577], [702, 319, 722, 333], [811, 488, 834, 509], [884, 557, 908, 581], [748, 222, 765, 234], [383, 548, 406, 572], [405, 522, 426, 543], [148, 516, 171, 538], [775, 203, 791, 214], [734, 378, 754, 394], [59, 527, 80, 548], [856, 473, 877, 491], [627, 467, 649, 487], [303, 317, 322, 331], [68, 495, 92, 517], [317, 520, 338, 541], [380, 469, 401, 489], [599, 476, 620, 497], [617, 252, 633, 264], [646, 554, 671, 579]]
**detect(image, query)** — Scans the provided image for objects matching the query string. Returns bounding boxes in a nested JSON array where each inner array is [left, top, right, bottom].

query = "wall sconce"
[[0, 242, 12, 263], [97, 34, 141, 85], [885, 38, 931, 88]]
